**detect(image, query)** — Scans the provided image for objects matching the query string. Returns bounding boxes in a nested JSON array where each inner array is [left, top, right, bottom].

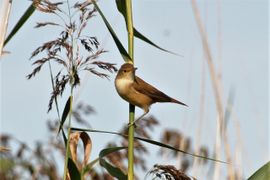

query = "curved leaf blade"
[[133, 28, 181, 56], [115, 0, 180, 56], [115, 0, 127, 24], [58, 96, 72, 134], [92, 1, 131, 62], [4, 3, 35, 46], [68, 158, 81, 180], [135, 135, 225, 163], [81, 158, 99, 175], [248, 161, 270, 180], [62, 130, 67, 146], [82, 146, 126, 175], [69, 131, 92, 168], [100, 158, 127, 180], [71, 127, 226, 164], [99, 146, 127, 158]]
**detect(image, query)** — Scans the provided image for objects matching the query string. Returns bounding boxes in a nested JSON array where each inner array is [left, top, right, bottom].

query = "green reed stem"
[[63, 1, 74, 179], [63, 88, 73, 180], [125, 0, 135, 179], [128, 104, 135, 179]]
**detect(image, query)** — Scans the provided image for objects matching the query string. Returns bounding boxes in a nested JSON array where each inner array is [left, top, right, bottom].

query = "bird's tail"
[[171, 98, 188, 107]]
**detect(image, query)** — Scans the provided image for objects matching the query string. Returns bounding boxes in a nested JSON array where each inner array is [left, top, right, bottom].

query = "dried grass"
[[0, 0, 12, 56], [190, 0, 235, 179]]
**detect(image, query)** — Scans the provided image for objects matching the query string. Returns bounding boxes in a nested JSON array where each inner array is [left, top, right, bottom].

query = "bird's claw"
[[127, 122, 137, 128]]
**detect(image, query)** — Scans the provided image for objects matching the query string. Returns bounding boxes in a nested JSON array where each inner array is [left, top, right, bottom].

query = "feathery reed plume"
[[27, 0, 117, 112], [148, 164, 197, 180]]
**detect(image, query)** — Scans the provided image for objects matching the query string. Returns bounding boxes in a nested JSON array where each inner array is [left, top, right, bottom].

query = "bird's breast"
[[115, 78, 153, 110], [115, 78, 133, 97]]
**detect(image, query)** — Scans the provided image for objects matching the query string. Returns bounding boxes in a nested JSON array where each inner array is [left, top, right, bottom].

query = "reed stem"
[[125, 0, 135, 179], [63, 91, 73, 180], [63, 1, 74, 178]]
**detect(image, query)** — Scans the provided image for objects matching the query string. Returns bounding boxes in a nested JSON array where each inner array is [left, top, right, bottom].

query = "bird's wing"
[[133, 76, 172, 102]]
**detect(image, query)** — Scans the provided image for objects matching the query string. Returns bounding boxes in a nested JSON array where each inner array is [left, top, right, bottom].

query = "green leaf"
[[115, 0, 179, 56], [115, 0, 127, 23], [68, 158, 81, 180], [62, 130, 67, 146], [135, 135, 225, 163], [99, 146, 127, 158], [58, 96, 72, 134], [100, 158, 127, 180], [71, 127, 226, 163], [133, 28, 180, 56], [4, 3, 35, 46], [92, 1, 131, 62], [82, 146, 126, 175], [248, 161, 270, 180], [81, 158, 99, 175]]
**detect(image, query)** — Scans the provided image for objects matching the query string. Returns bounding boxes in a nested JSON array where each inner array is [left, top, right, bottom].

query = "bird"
[[115, 63, 187, 125]]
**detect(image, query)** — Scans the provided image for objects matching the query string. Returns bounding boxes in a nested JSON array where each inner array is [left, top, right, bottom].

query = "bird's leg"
[[128, 109, 149, 127]]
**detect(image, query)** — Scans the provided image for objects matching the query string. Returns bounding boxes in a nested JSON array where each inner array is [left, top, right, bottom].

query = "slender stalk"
[[128, 104, 135, 179], [0, 0, 12, 56], [63, 1, 75, 179], [191, 0, 235, 179], [214, 114, 221, 180], [125, 0, 135, 179], [191, 58, 206, 176], [48, 61, 61, 119], [190, 0, 223, 117], [63, 89, 74, 180], [66, 0, 74, 67], [126, 0, 134, 60]]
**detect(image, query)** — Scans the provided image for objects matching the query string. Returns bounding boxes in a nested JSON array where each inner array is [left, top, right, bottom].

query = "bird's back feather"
[[133, 76, 187, 106]]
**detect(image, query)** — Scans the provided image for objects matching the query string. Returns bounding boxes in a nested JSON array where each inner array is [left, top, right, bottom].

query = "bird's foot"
[[127, 122, 138, 128]]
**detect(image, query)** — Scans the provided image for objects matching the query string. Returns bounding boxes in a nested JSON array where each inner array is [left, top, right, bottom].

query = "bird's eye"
[[123, 70, 127, 73]]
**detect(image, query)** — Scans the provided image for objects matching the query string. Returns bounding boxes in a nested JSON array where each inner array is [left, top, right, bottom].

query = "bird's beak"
[[134, 67, 138, 71]]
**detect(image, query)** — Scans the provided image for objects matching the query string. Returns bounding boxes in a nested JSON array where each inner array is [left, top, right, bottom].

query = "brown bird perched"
[[115, 63, 187, 125]]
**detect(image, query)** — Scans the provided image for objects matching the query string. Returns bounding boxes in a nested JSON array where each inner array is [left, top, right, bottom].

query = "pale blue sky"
[[1, 0, 268, 179]]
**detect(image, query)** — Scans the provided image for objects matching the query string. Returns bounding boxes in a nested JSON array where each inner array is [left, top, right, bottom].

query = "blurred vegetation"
[[0, 102, 208, 179], [1, 0, 267, 179]]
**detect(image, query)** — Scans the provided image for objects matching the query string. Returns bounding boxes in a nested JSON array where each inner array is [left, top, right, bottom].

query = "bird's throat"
[[115, 77, 133, 98]]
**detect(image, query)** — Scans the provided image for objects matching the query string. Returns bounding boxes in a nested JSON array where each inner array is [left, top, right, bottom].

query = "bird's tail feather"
[[171, 98, 188, 107]]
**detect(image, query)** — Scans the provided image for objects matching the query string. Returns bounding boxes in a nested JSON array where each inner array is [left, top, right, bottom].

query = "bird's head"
[[117, 63, 137, 81]]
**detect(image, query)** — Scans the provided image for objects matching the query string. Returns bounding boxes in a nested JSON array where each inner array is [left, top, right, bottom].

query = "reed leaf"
[[92, 0, 131, 62], [67, 157, 81, 180], [248, 161, 270, 180], [58, 96, 71, 134], [115, 0, 179, 56], [99, 146, 127, 158], [100, 158, 127, 179], [4, 3, 35, 46], [69, 131, 92, 168], [82, 146, 126, 175], [133, 28, 180, 56], [71, 127, 226, 163]]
